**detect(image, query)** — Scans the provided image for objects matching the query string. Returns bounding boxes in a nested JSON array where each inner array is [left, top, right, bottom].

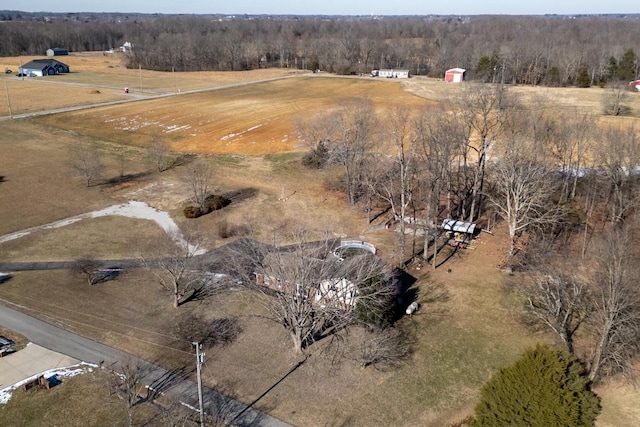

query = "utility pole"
[[4, 81, 12, 119], [172, 66, 177, 94], [193, 342, 205, 427], [139, 64, 143, 94]]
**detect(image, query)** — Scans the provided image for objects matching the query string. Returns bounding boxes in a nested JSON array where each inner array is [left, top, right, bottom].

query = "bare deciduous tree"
[[414, 104, 469, 267], [328, 98, 377, 205], [149, 135, 177, 173], [519, 257, 590, 354], [596, 125, 640, 225], [71, 258, 104, 285], [108, 359, 149, 427], [115, 147, 129, 178], [486, 133, 560, 260], [185, 159, 215, 211], [142, 232, 207, 308], [173, 312, 242, 350], [228, 231, 394, 355], [552, 112, 595, 201], [372, 107, 417, 265], [294, 111, 332, 168], [69, 142, 104, 187], [602, 83, 631, 116], [586, 228, 640, 382], [357, 327, 411, 369], [71, 258, 120, 285], [156, 400, 195, 427], [459, 83, 512, 222]]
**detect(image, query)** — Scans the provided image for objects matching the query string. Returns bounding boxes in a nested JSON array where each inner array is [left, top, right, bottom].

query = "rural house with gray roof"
[[19, 59, 70, 77]]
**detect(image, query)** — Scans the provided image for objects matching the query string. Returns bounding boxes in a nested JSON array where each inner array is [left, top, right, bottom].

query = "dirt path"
[[0, 200, 203, 254]]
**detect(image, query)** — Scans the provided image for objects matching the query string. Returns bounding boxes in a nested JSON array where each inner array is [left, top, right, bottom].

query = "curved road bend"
[[0, 303, 290, 427]]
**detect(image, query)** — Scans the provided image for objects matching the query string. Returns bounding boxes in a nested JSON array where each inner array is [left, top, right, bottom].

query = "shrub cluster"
[[184, 194, 230, 218], [183, 205, 201, 218]]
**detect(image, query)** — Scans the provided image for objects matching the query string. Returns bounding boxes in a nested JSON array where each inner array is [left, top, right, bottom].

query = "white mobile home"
[[373, 69, 410, 79]]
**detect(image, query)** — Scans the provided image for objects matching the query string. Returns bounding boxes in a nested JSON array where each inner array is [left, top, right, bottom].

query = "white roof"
[[441, 218, 476, 234], [446, 68, 466, 73]]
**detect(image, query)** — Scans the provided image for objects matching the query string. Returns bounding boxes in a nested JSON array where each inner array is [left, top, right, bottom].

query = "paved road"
[[0, 259, 142, 272], [0, 303, 290, 427]]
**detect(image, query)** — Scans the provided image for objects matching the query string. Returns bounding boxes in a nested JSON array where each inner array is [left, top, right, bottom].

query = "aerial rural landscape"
[[1, 7, 640, 427]]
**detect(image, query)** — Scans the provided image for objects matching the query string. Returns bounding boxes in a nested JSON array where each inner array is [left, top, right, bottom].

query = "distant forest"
[[1, 11, 639, 86]]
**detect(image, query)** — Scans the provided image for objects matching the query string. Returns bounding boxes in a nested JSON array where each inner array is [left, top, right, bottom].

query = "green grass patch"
[[264, 152, 300, 171], [214, 154, 246, 166], [265, 152, 299, 163]]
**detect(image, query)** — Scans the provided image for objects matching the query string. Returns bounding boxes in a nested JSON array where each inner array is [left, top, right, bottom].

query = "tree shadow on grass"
[[421, 280, 450, 305], [100, 171, 155, 188], [418, 281, 451, 325], [205, 382, 276, 427], [229, 357, 308, 426], [222, 187, 259, 204], [146, 366, 192, 400], [171, 153, 197, 169]]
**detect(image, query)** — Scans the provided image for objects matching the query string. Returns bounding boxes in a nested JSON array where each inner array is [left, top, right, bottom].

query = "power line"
[[0, 291, 189, 343], [0, 297, 193, 355]]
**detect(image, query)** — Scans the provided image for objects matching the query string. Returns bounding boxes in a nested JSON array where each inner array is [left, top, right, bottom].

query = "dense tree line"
[[2, 13, 639, 85]]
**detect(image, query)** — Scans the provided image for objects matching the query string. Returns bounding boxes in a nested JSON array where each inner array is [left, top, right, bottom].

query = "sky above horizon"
[[10, 1, 639, 16]]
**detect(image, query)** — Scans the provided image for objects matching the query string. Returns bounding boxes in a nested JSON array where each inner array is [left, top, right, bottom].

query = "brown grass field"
[[32, 75, 431, 155], [1, 54, 640, 426]]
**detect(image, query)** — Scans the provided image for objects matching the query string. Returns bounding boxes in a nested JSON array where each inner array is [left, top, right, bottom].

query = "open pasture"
[[0, 53, 304, 117], [403, 76, 640, 118], [34, 75, 431, 155]]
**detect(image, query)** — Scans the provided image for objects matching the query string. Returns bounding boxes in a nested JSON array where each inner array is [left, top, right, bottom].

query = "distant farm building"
[[46, 47, 68, 56], [371, 69, 410, 78], [630, 80, 640, 91], [445, 68, 466, 83], [19, 59, 69, 77], [120, 41, 133, 52]]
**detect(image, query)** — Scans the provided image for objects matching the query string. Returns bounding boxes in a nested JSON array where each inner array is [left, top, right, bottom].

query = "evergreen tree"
[[543, 66, 561, 87], [608, 56, 619, 80], [476, 53, 499, 83], [471, 344, 600, 427], [353, 275, 397, 329], [576, 69, 591, 88], [618, 48, 637, 81]]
